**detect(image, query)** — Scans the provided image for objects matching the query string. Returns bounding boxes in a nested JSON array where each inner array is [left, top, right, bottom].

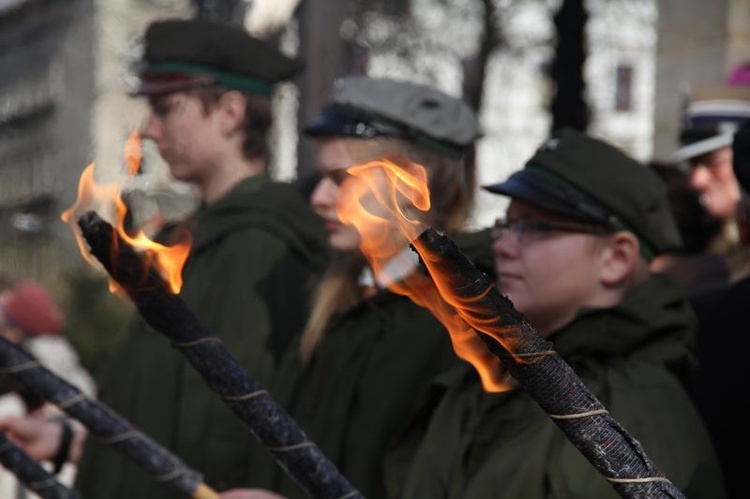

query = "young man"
[[70, 19, 328, 498], [396, 129, 725, 498]]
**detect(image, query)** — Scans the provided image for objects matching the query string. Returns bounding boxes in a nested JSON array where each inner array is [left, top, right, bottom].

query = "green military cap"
[[483, 128, 682, 259], [132, 18, 302, 97], [304, 76, 481, 157]]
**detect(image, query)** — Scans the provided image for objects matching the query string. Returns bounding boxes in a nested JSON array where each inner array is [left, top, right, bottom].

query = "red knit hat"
[[3, 281, 63, 336]]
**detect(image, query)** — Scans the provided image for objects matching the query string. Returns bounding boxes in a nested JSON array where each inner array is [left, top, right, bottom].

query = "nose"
[[689, 164, 711, 191], [141, 113, 161, 142], [491, 227, 520, 260], [310, 177, 338, 216]]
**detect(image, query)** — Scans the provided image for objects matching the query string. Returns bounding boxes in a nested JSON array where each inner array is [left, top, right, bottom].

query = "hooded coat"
[[75, 173, 328, 498], [395, 273, 726, 499]]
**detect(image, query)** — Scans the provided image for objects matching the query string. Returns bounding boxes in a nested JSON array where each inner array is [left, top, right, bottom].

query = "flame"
[[61, 164, 119, 275], [124, 130, 143, 176], [61, 160, 191, 295], [337, 157, 430, 263], [338, 156, 512, 392]]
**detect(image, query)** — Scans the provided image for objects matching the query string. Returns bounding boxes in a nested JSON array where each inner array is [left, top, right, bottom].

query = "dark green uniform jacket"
[[249, 230, 493, 498], [75, 173, 328, 498], [396, 273, 726, 499]]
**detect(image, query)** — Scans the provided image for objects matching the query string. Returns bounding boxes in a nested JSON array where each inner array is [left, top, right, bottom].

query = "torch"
[[60, 145, 359, 498], [410, 228, 684, 498], [74, 211, 360, 499], [337, 156, 686, 499], [0, 429, 78, 499], [0, 336, 219, 499]]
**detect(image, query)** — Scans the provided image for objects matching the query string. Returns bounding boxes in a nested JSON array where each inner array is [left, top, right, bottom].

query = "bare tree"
[[295, 0, 354, 178], [462, 0, 503, 112], [461, 0, 506, 192], [550, 0, 589, 131]]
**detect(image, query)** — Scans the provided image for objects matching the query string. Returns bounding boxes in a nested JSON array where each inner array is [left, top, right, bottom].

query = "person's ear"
[[217, 91, 247, 136], [599, 231, 640, 286]]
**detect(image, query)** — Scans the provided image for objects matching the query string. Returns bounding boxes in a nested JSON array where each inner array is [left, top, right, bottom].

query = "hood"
[[189, 173, 328, 268], [551, 273, 698, 381]]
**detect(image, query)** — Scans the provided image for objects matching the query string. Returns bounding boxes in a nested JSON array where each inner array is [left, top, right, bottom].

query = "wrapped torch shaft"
[[411, 227, 685, 499], [0, 337, 216, 499], [77, 211, 361, 499], [0, 430, 78, 499]]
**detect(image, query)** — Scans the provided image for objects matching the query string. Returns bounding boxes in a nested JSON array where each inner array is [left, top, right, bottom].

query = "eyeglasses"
[[490, 218, 610, 244]]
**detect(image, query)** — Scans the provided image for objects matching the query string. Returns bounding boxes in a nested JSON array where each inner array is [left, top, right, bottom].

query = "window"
[[376, 0, 410, 16], [615, 64, 633, 112]]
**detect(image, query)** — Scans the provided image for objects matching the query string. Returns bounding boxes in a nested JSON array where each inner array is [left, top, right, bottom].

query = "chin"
[[709, 204, 736, 221], [167, 168, 191, 182], [502, 290, 528, 312], [329, 234, 360, 253]]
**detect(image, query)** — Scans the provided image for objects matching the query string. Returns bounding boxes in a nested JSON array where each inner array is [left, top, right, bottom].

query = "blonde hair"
[[299, 137, 471, 363]]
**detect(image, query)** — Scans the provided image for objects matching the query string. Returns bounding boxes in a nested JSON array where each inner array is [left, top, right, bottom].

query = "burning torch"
[[74, 210, 360, 499], [336, 156, 686, 499], [63, 153, 360, 499]]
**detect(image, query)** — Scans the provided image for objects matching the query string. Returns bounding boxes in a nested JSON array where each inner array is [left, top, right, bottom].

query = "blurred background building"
[[0, 0, 94, 277]]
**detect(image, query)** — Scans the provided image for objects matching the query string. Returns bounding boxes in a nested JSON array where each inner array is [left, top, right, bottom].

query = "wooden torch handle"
[[192, 482, 221, 499]]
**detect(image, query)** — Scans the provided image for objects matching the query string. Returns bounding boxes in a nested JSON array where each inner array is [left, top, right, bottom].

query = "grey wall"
[[653, 0, 731, 160]]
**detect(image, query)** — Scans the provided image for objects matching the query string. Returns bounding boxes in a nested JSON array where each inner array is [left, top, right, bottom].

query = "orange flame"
[[124, 130, 143, 176], [338, 156, 512, 392], [338, 157, 430, 263], [61, 161, 191, 295]]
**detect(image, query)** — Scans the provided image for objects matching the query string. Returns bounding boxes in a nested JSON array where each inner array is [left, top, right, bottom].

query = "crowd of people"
[[0, 16, 744, 499]]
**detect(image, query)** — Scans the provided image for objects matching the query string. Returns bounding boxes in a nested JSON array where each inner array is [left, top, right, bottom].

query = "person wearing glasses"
[[395, 128, 725, 498]]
